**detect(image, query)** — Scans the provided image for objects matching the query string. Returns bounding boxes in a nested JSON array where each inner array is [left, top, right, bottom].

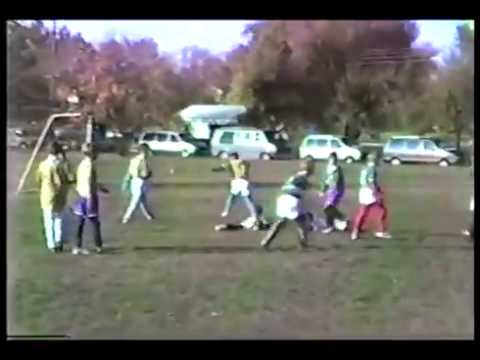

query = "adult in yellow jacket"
[[36, 142, 65, 252]]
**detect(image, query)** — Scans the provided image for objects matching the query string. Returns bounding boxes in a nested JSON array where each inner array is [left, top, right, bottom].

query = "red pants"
[[352, 201, 388, 233]]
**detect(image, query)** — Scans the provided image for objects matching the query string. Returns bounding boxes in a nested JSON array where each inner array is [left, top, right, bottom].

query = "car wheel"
[[391, 158, 401, 166], [260, 153, 272, 160], [218, 151, 229, 160], [439, 159, 450, 167], [345, 156, 354, 164]]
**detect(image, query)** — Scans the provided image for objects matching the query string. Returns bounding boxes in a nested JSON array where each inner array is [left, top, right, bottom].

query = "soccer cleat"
[[462, 229, 471, 237], [221, 211, 228, 218], [214, 224, 226, 231], [375, 232, 392, 239], [95, 247, 103, 254], [322, 226, 334, 234], [351, 231, 359, 241], [121, 218, 129, 224], [72, 247, 90, 255]]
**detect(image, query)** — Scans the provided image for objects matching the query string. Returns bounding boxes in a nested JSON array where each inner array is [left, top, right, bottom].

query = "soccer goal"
[[15, 112, 91, 195]]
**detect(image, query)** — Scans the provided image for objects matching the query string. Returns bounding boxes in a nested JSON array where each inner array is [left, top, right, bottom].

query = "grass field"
[[7, 151, 474, 339]]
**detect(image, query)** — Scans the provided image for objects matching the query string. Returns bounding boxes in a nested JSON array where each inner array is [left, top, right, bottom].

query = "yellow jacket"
[[228, 159, 250, 180], [128, 154, 150, 179], [57, 158, 75, 210], [36, 155, 63, 211]]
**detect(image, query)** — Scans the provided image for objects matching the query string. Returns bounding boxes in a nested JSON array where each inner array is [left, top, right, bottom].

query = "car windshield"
[[431, 138, 452, 149]]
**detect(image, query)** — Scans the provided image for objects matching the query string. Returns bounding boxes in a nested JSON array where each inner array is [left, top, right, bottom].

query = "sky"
[[40, 20, 468, 57]]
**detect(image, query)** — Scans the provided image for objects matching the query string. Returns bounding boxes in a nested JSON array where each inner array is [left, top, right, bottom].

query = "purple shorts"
[[323, 188, 344, 209], [72, 195, 99, 218]]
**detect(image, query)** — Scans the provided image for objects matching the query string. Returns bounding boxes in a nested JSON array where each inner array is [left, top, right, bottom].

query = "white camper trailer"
[[179, 105, 247, 141]]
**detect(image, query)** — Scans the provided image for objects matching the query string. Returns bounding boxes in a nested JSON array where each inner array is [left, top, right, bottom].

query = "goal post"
[[15, 112, 82, 195]]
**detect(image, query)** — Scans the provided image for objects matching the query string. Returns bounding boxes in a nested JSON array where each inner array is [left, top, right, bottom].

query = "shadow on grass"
[[98, 241, 473, 255], [142, 182, 284, 189]]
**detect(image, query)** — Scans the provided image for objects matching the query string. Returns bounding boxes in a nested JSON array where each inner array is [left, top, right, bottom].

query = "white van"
[[298, 135, 362, 163], [210, 127, 278, 160]]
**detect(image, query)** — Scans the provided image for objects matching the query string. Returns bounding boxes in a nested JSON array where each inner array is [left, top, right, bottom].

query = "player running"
[[212, 152, 259, 222], [351, 152, 392, 241], [319, 152, 348, 234], [260, 159, 315, 250]]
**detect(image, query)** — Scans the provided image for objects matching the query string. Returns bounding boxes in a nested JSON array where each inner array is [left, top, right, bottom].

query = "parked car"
[[298, 134, 362, 163], [7, 128, 37, 149], [210, 127, 278, 160], [382, 136, 459, 167], [137, 130, 197, 157]]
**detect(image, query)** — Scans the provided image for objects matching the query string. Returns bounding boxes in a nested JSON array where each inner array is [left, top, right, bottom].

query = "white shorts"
[[230, 178, 250, 197], [470, 196, 474, 211], [130, 177, 148, 195], [276, 193, 303, 220], [359, 187, 376, 205]]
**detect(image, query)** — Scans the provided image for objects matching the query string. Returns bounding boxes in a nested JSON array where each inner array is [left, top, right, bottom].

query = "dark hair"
[[49, 141, 62, 155], [329, 152, 338, 161], [230, 152, 239, 159], [139, 143, 150, 154]]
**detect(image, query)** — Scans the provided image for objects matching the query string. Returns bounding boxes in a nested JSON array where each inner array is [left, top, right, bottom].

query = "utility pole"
[[49, 20, 57, 107]]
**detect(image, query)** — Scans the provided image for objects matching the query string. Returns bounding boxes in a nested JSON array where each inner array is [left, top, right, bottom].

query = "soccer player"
[[71, 143, 109, 255], [36, 142, 66, 253], [214, 205, 270, 231], [260, 159, 315, 250], [319, 152, 348, 234], [351, 152, 392, 241], [212, 152, 259, 221], [121, 144, 155, 224]]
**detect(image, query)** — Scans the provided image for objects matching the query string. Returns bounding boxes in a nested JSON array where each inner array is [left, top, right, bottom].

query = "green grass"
[[7, 152, 474, 339]]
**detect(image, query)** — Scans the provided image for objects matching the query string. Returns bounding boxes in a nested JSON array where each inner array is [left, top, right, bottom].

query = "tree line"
[[7, 20, 474, 145]]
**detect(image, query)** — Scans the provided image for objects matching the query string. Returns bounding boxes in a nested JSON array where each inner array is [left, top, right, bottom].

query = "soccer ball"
[[334, 219, 348, 231]]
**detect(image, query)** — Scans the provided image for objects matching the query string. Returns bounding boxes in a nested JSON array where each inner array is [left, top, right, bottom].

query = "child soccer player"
[[36, 142, 66, 253], [212, 152, 259, 221], [121, 144, 155, 224], [260, 159, 315, 250], [351, 152, 392, 241], [214, 205, 270, 231], [319, 152, 348, 234], [71, 143, 109, 255]]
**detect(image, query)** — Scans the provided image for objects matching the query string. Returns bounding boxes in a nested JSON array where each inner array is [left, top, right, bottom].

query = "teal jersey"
[[360, 165, 377, 189], [322, 164, 344, 191]]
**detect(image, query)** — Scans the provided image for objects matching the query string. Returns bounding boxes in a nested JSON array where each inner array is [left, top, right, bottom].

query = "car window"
[[423, 140, 435, 151], [330, 140, 341, 148], [254, 132, 262, 142], [156, 133, 169, 142], [142, 133, 156, 141], [316, 139, 329, 147], [305, 138, 316, 147], [243, 132, 251, 141], [170, 134, 179, 142], [220, 131, 234, 145], [406, 140, 419, 150], [388, 139, 404, 150]]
